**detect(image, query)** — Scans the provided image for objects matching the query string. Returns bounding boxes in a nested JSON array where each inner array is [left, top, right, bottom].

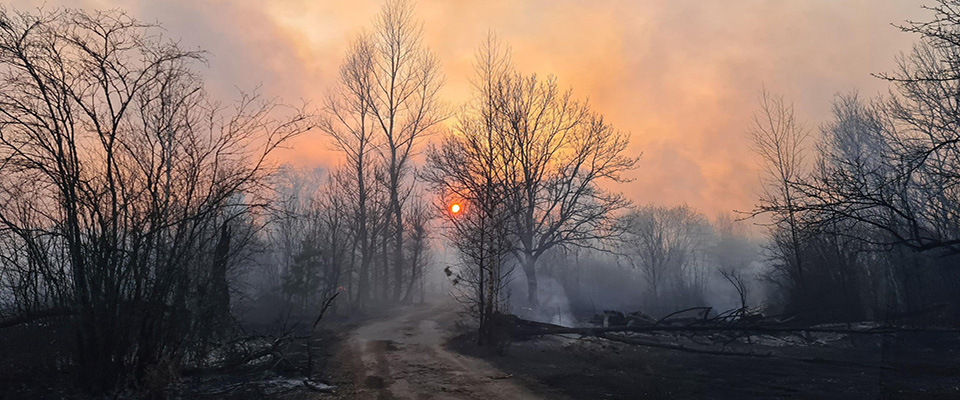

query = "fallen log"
[[501, 314, 915, 370], [596, 332, 896, 370], [0, 308, 73, 329], [506, 313, 960, 338]]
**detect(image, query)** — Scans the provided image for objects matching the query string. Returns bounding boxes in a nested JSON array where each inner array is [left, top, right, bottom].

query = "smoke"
[[6, 0, 926, 219], [496, 210, 769, 325], [509, 275, 577, 327], [701, 260, 768, 314]]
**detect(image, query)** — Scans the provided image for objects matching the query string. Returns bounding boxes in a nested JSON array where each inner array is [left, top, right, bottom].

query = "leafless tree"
[[402, 198, 432, 303], [748, 89, 811, 298], [788, 1, 960, 256], [781, 88, 960, 318], [0, 8, 312, 391], [319, 33, 380, 310], [320, 0, 443, 307], [368, 0, 445, 302], [719, 267, 748, 312], [621, 205, 711, 314], [266, 167, 347, 312], [423, 35, 514, 345], [458, 36, 639, 308]]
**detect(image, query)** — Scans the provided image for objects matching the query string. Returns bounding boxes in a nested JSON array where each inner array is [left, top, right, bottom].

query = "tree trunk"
[[521, 254, 539, 308], [210, 223, 231, 332], [392, 187, 404, 302]]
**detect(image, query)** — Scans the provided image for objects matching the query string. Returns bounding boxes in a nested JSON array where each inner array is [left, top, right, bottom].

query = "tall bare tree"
[[424, 35, 514, 344], [791, 2, 960, 256], [428, 33, 637, 315], [370, 0, 444, 302], [320, 34, 379, 309], [321, 0, 443, 306], [745, 1, 960, 319], [748, 90, 811, 293], [491, 47, 638, 308]]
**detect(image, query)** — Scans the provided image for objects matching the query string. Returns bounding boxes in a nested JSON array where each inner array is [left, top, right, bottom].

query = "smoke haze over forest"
[[9, 0, 927, 217], [6, 1, 960, 398]]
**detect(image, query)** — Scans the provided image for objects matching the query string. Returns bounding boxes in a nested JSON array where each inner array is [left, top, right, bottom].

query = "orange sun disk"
[[450, 203, 461, 214]]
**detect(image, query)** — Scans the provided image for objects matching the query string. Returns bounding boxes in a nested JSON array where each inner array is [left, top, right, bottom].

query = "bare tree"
[[368, 0, 445, 302], [748, 89, 811, 298], [0, 8, 312, 391], [402, 198, 432, 303], [268, 167, 346, 311], [423, 35, 514, 345], [719, 268, 748, 312], [788, 2, 960, 256], [320, 0, 443, 307], [621, 205, 711, 314], [739, 1, 960, 319], [320, 34, 380, 310], [461, 36, 639, 308]]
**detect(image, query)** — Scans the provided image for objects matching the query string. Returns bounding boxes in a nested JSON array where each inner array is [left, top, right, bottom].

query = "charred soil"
[[449, 323, 960, 399]]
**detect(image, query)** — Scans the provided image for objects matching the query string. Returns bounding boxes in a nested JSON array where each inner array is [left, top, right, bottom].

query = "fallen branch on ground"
[[596, 333, 895, 370], [507, 314, 960, 337], [0, 308, 73, 329]]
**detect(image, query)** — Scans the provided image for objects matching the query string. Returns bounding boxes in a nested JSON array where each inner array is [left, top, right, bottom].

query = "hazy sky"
[[9, 0, 928, 217]]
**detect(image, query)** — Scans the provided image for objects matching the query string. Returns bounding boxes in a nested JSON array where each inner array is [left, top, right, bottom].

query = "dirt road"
[[337, 302, 556, 400]]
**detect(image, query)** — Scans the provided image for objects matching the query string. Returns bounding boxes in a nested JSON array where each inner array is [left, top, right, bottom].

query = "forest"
[[2, 1, 960, 399]]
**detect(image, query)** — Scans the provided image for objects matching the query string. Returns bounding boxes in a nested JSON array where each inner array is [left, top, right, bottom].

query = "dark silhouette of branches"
[[0, 7, 313, 392], [430, 34, 639, 309], [319, 0, 443, 309]]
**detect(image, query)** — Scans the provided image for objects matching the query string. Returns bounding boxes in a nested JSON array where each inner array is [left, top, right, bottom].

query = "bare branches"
[[719, 267, 748, 311], [620, 205, 712, 314], [746, 89, 811, 299], [439, 34, 639, 308], [318, 0, 442, 308], [0, 7, 312, 391], [771, 2, 960, 256]]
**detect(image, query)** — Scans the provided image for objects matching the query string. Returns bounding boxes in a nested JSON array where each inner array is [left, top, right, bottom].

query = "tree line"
[[750, 0, 960, 321], [0, 0, 634, 388], [5, 0, 960, 394]]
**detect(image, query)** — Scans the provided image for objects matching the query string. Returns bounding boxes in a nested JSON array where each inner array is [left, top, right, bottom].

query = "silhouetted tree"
[[424, 35, 514, 345], [786, 1, 960, 256], [0, 8, 312, 391], [748, 89, 811, 307], [447, 35, 638, 308], [320, 0, 443, 307]]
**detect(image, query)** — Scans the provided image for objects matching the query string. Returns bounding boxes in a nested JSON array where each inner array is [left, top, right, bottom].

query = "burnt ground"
[[449, 326, 960, 399], [165, 326, 358, 400], [6, 304, 960, 399], [0, 317, 360, 400]]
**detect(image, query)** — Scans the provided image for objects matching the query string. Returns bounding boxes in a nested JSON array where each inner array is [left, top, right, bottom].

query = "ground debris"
[[458, 308, 960, 399], [504, 307, 960, 363]]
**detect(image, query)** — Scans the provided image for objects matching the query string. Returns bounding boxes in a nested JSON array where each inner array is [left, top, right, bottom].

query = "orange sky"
[[11, 0, 928, 217]]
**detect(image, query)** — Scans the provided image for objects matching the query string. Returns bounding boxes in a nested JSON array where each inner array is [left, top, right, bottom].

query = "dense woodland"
[[2, 0, 960, 396]]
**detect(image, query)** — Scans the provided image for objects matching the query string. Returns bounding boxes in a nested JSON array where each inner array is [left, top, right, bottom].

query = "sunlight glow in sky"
[[10, 0, 927, 217]]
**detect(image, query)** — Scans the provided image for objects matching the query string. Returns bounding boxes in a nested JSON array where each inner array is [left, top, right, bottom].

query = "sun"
[[450, 203, 461, 214]]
